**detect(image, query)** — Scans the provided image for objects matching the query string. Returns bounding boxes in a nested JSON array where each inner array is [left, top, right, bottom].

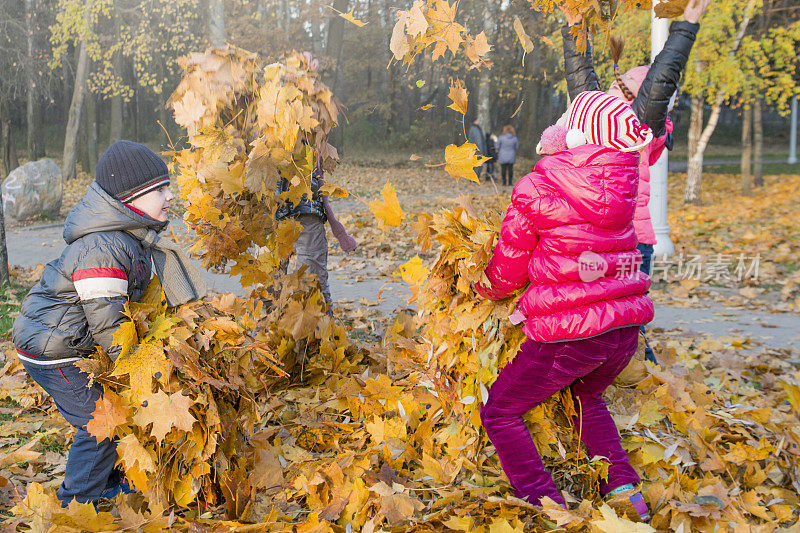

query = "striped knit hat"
[[96, 140, 170, 202], [563, 91, 653, 153]]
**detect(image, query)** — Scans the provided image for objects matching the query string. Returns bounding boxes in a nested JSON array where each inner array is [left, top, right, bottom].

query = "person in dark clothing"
[[496, 125, 519, 187], [467, 119, 487, 178], [13, 140, 207, 506], [560, 0, 710, 364], [485, 132, 498, 181]]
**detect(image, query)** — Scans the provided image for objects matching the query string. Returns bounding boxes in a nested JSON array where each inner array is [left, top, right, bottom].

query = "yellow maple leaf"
[[112, 319, 138, 360], [447, 79, 468, 115], [86, 386, 129, 443], [116, 434, 156, 492], [133, 389, 197, 442], [513, 16, 535, 55], [465, 31, 491, 64], [111, 341, 171, 401], [444, 142, 489, 183], [339, 9, 367, 27], [172, 90, 204, 129], [395, 255, 430, 285], [368, 182, 406, 227], [592, 503, 656, 532], [430, 0, 464, 53]]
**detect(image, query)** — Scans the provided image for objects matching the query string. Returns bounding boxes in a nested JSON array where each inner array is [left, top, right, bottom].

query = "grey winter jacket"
[[13, 182, 166, 366], [496, 133, 519, 165]]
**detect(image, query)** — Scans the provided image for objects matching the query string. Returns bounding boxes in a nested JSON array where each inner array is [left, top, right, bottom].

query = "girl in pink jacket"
[[475, 91, 654, 520]]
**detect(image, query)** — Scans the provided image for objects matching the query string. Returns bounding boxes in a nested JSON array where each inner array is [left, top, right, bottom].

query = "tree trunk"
[[0, 166, 9, 287], [62, 40, 90, 181], [686, 0, 757, 204], [208, 0, 226, 46], [0, 106, 10, 285], [109, 9, 124, 145], [1, 122, 18, 178], [325, 0, 348, 151], [25, 0, 37, 161], [80, 92, 98, 174], [685, 95, 704, 203], [753, 99, 763, 187], [476, 4, 494, 135], [741, 104, 752, 195], [282, 0, 290, 32]]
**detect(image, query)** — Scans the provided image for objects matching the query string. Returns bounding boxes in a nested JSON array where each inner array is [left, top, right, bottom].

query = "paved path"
[[6, 219, 798, 353]]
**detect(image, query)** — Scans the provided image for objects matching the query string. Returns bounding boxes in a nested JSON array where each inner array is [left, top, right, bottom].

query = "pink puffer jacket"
[[633, 117, 673, 245], [475, 144, 654, 343]]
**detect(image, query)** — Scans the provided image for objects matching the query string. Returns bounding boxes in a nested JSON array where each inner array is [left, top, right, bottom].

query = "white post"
[[789, 96, 798, 165], [649, 6, 675, 257]]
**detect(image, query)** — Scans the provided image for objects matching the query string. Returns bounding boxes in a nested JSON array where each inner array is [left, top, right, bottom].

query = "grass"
[[0, 282, 34, 338]]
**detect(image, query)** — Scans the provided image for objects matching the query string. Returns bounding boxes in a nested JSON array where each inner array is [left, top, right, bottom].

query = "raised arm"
[[631, 21, 699, 137], [561, 13, 601, 99], [632, 0, 709, 136]]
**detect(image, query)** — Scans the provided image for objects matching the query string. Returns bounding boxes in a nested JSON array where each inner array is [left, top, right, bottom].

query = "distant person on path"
[[276, 154, 358, 307], [485, 132, 498, 181], [467, 118, 487, 178], [12, 140, 207, 506], [560, 0, 710, 363], [496, 125, 519, 186], [475, 92, 655, 519], [277, 53, 358, 308]]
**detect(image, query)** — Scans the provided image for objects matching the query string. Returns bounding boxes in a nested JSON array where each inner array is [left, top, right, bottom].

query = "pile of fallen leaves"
[[168, 46, 339, 286], [5, 200, 800, 531]]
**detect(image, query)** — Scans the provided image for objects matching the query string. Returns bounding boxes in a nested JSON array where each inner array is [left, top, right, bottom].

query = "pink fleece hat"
[[609, 65, 650, 101]]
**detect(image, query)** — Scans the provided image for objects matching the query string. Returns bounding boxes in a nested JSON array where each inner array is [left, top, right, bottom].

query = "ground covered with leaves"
[[2, 44, 799, 532], [2, 203, 800, 532]]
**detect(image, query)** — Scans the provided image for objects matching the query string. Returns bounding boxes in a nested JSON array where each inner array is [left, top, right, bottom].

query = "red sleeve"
[[474, 183, 540, 300]]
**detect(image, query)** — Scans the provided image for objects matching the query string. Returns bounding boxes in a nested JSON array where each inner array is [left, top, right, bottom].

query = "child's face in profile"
[[128, 185, 174, 222]]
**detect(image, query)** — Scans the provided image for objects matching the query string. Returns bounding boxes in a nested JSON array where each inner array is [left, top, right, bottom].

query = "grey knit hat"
[[96, 140, 170, 202]]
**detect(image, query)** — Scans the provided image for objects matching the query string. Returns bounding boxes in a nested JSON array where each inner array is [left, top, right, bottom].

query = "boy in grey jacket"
[[12, 140, 205, 505]]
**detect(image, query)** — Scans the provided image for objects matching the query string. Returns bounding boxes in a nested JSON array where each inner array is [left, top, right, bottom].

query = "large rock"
[[2, 158, 63, 220]]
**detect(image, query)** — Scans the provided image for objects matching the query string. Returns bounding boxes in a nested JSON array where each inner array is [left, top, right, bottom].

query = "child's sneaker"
[[605, 484, 651, 522]]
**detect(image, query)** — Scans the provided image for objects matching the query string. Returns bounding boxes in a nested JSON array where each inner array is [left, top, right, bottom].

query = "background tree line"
[[0, 0, 798, 201]]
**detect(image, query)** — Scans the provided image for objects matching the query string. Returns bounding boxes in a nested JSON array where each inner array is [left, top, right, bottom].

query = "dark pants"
[[22, 361, 121, 504], [636, 243, 657, 364], [501, 163, 514, 186], [485, 160, 496, 180], [480, 327, 641, 506]]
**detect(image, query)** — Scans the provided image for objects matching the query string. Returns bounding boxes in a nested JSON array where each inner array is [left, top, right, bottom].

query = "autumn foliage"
[[5, 2, 800, 531]]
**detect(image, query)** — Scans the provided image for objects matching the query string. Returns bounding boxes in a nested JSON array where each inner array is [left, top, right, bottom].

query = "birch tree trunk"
[[62, 40, 90, 181], [741, 104, 752, 195], [684, 0, 756, 204], [685, 95, 704, 203]]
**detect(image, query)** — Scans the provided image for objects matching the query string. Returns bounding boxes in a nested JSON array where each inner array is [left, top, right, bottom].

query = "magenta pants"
[[480, 326, 640, 506]]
